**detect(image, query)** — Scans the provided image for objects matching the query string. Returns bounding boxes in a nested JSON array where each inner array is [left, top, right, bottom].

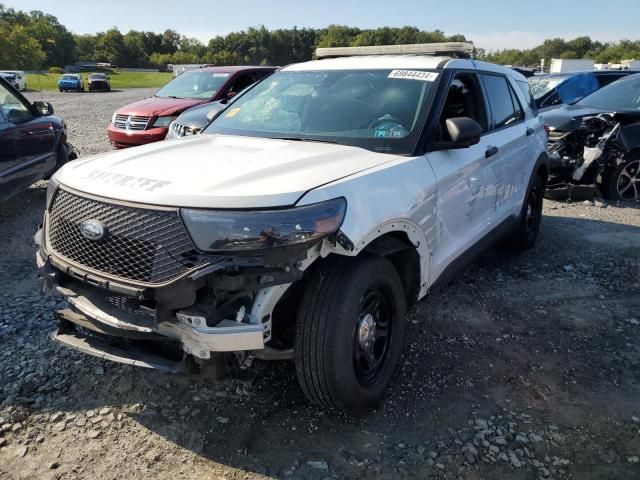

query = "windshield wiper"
[[272, 136, 340, 145]]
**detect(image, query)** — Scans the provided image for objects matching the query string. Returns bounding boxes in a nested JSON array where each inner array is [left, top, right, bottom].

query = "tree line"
[[1, 3, 639, 71], [478, 37, 640, 67]]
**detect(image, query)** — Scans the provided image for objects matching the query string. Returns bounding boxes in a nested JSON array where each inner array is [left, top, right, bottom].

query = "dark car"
[[0, 76, 76, 202], [107, 66, 276, 148], [529, 70, 638, 111], [165, 100, 226, 139], [88, 72, 111, 92], [541, 73, 640, 201], [165, 69, 277, 140]]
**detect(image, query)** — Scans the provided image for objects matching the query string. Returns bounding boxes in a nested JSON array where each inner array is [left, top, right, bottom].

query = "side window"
[[437, 72, 488, 141], [0, 82, 31, 124], [481, 74, 521, 130], [597, 74, 624, 88], [230, 73, 258, 95], [255, 70, 273, 81], [509, 85, 524, 121]]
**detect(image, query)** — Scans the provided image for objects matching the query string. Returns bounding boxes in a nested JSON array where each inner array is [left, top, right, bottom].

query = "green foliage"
[[479, 36, 640, 66], [3, 2, 640, 73]]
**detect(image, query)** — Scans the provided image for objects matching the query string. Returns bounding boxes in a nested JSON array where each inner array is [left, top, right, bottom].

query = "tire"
[[59, 88, 63, 92], [602, 156, 640, 201], [505, 173, 544, 251], [295, 255, 407, 414]]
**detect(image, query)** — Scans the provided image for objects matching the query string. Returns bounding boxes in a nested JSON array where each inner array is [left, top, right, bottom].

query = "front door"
[[424, 71, 497, 281]]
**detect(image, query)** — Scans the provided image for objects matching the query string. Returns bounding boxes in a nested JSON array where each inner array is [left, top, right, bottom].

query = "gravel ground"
[[0, 91, 639, 479]]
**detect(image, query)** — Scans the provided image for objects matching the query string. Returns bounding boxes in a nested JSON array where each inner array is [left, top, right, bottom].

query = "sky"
[[5, 0, 640, 51]]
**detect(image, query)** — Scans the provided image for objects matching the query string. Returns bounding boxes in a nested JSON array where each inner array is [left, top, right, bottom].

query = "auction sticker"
[[388, 70, 439, 81], [225, 108, 241, 118]]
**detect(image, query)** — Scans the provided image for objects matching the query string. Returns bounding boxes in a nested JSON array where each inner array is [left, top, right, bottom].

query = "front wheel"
[[505, 173, 544, 251], [603, 157, 640, 201], [295, 256, 407, 414]]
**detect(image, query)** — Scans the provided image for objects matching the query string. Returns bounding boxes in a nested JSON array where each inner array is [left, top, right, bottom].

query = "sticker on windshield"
[[388, 70, 439, 81], [212, 73, 230, 78], [225, 107, 241, 118]]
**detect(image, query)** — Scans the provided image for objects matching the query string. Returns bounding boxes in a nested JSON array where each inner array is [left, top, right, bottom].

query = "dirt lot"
[[1, 91, 639, 480]]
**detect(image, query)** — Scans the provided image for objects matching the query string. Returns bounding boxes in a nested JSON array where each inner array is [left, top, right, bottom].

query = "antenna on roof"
[[315, 42, 474, 59]]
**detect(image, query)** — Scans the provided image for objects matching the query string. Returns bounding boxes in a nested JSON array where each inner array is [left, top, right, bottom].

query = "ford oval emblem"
[[79, 219, 106, 241]]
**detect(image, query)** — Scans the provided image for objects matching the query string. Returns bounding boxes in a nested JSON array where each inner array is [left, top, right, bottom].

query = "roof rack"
[[315, 42, 474, 59]]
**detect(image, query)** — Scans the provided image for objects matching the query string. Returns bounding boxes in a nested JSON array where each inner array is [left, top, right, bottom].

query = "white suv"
[[36, 43, 548, 414]]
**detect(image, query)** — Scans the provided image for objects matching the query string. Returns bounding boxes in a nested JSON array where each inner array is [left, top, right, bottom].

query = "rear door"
[[479, 72, 535, 221], [0, 81, 57, 199]]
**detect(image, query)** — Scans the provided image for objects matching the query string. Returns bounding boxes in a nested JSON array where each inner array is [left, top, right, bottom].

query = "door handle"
[[526, 127, 535, 136], [485, 146, 499, 158]]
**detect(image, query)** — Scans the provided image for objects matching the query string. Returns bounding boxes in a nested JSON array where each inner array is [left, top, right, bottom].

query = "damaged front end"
[[545, 112, 640, 200], [36, 185, 346, 373]]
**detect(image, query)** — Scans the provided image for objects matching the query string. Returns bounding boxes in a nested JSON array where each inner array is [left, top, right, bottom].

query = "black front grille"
[[47, 189, 207, 285]]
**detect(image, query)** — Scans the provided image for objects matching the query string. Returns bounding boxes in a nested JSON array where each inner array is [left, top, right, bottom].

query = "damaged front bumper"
[[35, 227, 280, 371]]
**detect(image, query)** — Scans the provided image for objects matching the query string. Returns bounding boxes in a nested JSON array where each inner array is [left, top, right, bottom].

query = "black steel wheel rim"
[[353, 287, 393, 386], [525, 185, 539, 232]]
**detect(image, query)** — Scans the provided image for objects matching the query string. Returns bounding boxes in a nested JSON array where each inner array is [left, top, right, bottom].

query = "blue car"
[[528, 70, 637, 111], [58, 74, 85, 92]]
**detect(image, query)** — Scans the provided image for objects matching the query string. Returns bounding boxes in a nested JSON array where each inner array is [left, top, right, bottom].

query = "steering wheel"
[[368, 115, 407, 130]]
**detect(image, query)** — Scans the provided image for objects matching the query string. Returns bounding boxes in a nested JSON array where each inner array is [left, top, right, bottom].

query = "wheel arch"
[[324, 218, 431, 304]]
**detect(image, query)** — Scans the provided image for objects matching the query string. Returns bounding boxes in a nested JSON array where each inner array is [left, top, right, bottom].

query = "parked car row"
[[58, 73, 111, 92], [107, 66, 275, 147]]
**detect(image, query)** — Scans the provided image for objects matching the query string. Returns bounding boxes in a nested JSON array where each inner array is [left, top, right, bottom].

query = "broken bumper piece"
[[36, 247, 266, 370]]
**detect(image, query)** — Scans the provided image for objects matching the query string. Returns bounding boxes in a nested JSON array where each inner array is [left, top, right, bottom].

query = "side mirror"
[[33, 101, 54, 116], [445, 117, 482, 146]]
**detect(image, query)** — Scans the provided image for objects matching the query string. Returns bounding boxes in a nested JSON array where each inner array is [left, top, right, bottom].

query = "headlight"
[[46, 176, 60, 210], [181, 197, 347, 252], [153, 116, 177, 128], [111, 112, 117, 124]]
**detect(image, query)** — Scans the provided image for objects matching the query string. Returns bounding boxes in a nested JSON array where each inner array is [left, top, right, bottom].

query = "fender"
[[322, 218, 431, 299]]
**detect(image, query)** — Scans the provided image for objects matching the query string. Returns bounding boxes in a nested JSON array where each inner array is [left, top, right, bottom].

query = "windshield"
[[528, 75, 568, 99], [155, 70, 230, 99], [204, 69, 438, 155], [90, 74, 105, 79], [61, 75, 77, 80], [576, 75, 640, 111]]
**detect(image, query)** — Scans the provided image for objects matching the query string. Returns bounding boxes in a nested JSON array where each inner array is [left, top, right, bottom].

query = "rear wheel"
[[295, 256, 407, 414], [506, 173, 544, 251]]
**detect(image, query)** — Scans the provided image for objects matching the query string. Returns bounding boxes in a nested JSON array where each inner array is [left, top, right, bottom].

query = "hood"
[[174, 101, 226, 129], [541, 105, 611, 131], [55, 134, 400, 208], [116, 97, 204, 117]]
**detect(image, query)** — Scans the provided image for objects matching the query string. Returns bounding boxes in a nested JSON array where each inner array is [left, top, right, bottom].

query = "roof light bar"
[[315, 42, 474, 59]]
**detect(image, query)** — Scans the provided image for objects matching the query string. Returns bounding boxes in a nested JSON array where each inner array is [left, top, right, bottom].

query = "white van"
[[0, 70, 27, 90]]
